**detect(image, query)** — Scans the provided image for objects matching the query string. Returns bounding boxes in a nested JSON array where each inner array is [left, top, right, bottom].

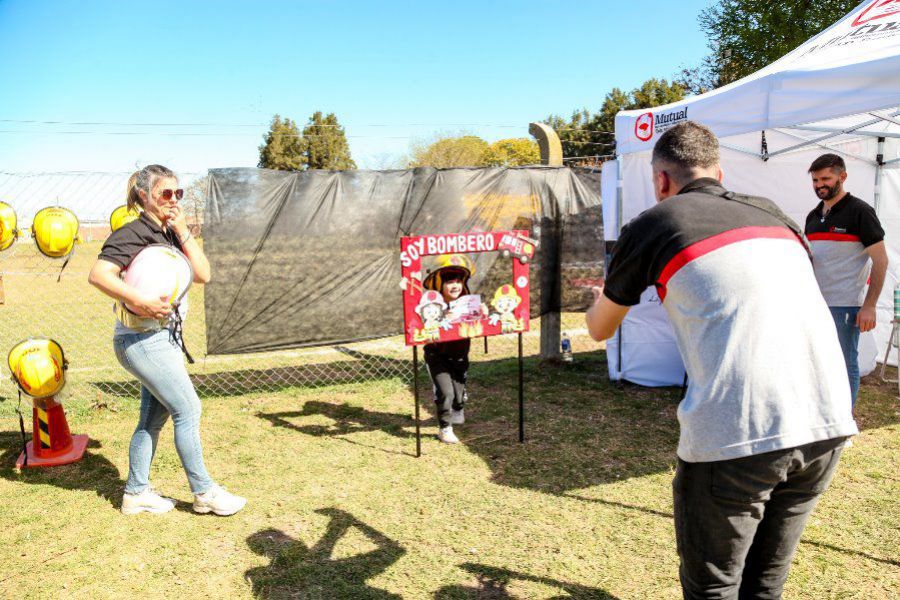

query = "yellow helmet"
[[32, 207, 79, 258], [423, 254, 476, 293], [0, 201, 18, 251], [110, 204, 141, 232], [7, 338, 67, 399]]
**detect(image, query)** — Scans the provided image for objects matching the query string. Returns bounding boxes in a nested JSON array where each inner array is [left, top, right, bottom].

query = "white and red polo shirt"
[[804, 193, 885, 307], [605, 178, 856, 463]]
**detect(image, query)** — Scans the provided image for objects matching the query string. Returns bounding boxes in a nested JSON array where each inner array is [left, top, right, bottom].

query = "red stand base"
[[15, 434, 89, 469]]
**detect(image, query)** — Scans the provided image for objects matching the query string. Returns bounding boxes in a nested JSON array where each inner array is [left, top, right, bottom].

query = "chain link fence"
[[0, 172, 599, 407]]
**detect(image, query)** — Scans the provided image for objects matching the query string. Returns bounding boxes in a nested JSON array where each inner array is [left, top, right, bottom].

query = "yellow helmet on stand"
[[109, 204, 140, 232], [0, 201, 18, 251], [423, 254, 476, 293], [31, 207, 80, 258], [8, 338, 67, 399]]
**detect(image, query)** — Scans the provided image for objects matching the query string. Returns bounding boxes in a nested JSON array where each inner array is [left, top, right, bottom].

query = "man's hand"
[[857, 306, 877, 332], [585, 286, 630, 341]]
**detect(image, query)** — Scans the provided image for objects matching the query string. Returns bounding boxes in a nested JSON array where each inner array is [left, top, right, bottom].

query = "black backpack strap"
[[718, 190, 812, 260]]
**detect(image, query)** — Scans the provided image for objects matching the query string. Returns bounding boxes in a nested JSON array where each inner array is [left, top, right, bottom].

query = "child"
[[422, 254, 477, 444]]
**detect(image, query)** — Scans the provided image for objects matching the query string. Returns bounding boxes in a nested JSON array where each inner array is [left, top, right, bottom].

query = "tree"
[[684, 0, 859, 92], [181, 176, 208, 230], [481, 138, 540, 166], [409, 135, 490, 168], [258, 115, 305, 170], [302, 111, 356, 170], [544, 78, 685, 160]]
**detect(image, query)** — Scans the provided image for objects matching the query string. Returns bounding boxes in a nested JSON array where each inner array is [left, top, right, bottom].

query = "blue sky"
[[0, 0, 715, 173]]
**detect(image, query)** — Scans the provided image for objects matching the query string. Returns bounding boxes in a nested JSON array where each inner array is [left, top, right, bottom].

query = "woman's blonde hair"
[[126, 164, 177, 212], [125, 171, 140, 212]]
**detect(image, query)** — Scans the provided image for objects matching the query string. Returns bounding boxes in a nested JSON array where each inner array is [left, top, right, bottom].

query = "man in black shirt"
[[804, 153, 888, 406]]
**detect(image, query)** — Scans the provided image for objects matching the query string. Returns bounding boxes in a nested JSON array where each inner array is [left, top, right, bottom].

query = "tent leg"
[[874, 136, 885, 214]]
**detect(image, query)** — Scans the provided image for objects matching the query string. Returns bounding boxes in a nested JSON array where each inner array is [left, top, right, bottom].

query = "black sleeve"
[[856, 201, 885, 247], [98, 227, 144, 269], [603, 220, 653, 307]]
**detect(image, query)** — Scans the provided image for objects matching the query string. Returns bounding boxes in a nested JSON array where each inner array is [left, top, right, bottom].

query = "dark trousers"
[[673, 437, 846, 600], [424, 353, 468, 428]]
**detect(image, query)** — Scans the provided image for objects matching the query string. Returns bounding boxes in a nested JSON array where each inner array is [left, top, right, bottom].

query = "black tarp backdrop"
[[203, 166, 603, 355]]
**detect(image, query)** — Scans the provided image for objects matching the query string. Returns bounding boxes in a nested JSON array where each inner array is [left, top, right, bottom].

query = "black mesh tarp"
[[204, 166, 603, 355]]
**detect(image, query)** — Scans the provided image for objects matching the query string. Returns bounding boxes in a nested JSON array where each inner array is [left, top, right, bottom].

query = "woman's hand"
[[167, 204, 189, 240], [131, 294, 173, 320]]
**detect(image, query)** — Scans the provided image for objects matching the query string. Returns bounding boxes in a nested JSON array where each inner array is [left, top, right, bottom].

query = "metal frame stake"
[[518, 332, 525, 443], [413, 346, 421, 457]]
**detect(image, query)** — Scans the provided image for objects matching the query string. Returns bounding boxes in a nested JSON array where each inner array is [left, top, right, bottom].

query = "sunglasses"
[[158, 188, 184, 201]]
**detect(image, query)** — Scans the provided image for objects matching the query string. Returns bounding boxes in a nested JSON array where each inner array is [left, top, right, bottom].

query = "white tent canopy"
[[606, 0, 900, 385]]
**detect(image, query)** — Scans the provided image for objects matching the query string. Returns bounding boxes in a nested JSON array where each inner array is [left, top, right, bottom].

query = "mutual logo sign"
[[634, 107, 690, 142], [634, 112, 654, 141], [853, 0, 900, 27]]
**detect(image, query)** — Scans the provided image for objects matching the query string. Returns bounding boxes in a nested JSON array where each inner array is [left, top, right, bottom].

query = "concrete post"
[[529, 123, 563, 360]]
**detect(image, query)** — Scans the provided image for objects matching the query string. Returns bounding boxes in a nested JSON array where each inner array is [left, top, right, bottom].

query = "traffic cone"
[[15, 396, 88, 469]]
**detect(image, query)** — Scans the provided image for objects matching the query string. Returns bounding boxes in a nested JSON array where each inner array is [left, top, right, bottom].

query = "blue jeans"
[[114, 329, 214, 495], [829, 307, 860, 406]]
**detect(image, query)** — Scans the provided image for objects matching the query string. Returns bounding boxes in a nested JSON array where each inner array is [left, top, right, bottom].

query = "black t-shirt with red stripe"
[[604, 178, 856, 463], [804, 193, 884, 307]]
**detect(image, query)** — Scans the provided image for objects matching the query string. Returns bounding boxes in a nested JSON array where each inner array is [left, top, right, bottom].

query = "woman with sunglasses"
[[89, 164, 246, 516]]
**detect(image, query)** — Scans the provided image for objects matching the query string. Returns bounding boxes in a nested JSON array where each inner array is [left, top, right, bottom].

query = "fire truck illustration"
[[498, 233, 537, 263]]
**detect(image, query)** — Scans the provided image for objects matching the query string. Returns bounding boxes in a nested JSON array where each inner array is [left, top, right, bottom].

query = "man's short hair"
[[651, 121, 720, 185], [808, 153, 846, 174]]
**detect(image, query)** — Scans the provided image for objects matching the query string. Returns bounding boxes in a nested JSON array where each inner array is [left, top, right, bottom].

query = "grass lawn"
[[0, 348, 897, 599]]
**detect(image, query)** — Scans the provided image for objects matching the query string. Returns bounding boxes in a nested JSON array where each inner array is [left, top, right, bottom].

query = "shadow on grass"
[[258, 400, 417, 457], [245, 507, 405, 599], [434, 562, 620, 599], [800, 539, 900, 568], [0, 432, 122, 507]]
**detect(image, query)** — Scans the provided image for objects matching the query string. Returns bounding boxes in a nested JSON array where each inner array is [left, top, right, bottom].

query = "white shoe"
[[438, 426, 460, 444], [449, 409, 465, 425], [121, 487, 175, 515], [193, 484, 247, 516]]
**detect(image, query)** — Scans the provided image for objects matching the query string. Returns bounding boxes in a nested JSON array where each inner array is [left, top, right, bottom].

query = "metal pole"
[[518, 332, 524, 443], [874, 136, 885, 215], [413, 346, 421, 458]]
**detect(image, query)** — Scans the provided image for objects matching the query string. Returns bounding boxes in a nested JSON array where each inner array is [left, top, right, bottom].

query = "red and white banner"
[[400, 230, 533, 346]]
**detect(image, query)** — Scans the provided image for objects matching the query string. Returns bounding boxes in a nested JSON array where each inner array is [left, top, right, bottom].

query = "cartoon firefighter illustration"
[[414, 290, 451, 342], [489, 284, 524, 333]]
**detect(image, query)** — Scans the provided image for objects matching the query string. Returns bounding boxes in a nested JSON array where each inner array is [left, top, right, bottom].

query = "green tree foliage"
[[302, 111, 356, 170], [683, 0, 859, 93], [258, 115, 305, 170], [481, 138, 540, 166], [545, 78, 685, 160], [409, 135, 490, 168]]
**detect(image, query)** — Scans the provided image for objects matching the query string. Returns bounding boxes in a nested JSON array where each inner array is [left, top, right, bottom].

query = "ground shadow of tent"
[[433, 562, 620, 599], [0, 432, 122, 508], [244, 507, 405, 599]]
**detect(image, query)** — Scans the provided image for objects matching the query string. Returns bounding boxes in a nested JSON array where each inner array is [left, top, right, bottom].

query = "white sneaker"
[[193, 484, 247, 516], [121, 487, 176, 515], [438, 426, 459, 444], [449, 409, 465, 425]]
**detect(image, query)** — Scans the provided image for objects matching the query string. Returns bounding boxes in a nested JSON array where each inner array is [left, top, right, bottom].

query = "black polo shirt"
[[804, 193, 884, 306], [603, 178, 856, 462], [99, 212, 183, 269]]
